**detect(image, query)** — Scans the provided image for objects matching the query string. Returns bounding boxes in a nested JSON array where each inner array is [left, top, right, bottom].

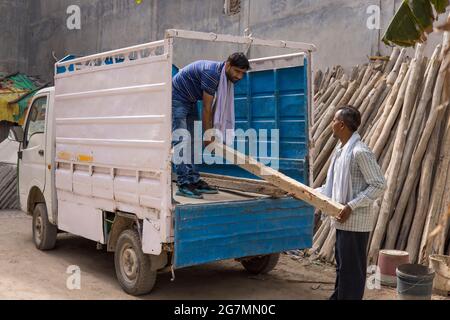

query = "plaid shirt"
[[317, 140, 386, 232]]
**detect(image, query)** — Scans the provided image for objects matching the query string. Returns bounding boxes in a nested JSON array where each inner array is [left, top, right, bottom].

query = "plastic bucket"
[[378, 250, 410, 287], [429, 254, 450, 296], [396, 264, 435, 300]]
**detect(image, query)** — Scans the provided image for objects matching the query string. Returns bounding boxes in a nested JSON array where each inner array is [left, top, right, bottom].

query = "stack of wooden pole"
[[309, 30, 450, 265], [0, 163, 20, 210]]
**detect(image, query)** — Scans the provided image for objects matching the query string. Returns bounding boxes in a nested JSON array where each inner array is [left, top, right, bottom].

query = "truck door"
[[18, 95, 48, 209]]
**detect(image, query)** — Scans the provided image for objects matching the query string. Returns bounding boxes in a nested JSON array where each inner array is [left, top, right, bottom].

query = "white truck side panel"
[[58, 200, 104, 244], [54, 40, 173, 245], [142, 218, 162, 255]]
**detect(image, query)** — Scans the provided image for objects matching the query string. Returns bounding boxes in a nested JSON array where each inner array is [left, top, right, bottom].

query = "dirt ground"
[[0, 210, 446, 300]]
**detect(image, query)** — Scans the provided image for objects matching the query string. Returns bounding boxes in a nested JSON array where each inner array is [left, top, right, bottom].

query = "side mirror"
[[9, 126, 24, 143]]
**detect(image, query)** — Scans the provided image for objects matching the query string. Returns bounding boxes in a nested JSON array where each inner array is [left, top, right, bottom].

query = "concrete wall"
[[0, 0, 29, 73], [5, 0, 450, 81], [24, 0, 246, 79], [25, 0, 156, 78]]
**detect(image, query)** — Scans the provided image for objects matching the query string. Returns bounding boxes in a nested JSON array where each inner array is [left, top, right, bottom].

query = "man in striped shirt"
[[316, 106, 386, 300], [172, 53, 250, 199]]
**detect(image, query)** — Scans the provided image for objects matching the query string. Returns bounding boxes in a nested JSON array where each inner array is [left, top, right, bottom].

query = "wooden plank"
[[200, 173, 287, 197], [208, 142, 344, 217], [369, 55, 390, 61]]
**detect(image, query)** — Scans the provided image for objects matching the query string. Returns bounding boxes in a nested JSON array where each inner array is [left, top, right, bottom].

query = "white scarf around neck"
[[323, 132, 361, 204]]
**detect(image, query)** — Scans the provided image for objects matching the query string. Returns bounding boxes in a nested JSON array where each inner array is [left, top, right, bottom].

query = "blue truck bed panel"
[[197, 64, 309, 183], [173, 59, 313, 269], [174, 197, 314, 268]]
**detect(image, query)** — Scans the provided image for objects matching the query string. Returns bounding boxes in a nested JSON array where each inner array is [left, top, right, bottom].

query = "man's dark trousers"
[[330, 229, 370, 300]]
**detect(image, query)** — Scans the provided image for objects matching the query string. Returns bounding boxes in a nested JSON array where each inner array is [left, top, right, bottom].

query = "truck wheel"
[[114, 229, 157, 296], [32, 203, 57, 250], [241, 253, 280, 275]]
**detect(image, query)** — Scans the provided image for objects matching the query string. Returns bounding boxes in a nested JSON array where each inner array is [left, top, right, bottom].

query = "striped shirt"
[[172, 60, 225, 104], [317, 140, 386, 232]]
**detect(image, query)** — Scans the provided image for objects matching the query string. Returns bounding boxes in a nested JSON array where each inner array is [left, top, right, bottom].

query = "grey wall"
[[0, 0, 28, 73], [3, 0, 450, 81], [25, 0, 156, 78], [24, 0, 246, 79]]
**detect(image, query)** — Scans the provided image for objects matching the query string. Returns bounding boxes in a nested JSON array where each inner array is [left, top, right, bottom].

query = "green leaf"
[[430, 0, 449, 13], [383, 2, 423, 47], [382, 0, 450, 47], [407, 0, 434, 31]]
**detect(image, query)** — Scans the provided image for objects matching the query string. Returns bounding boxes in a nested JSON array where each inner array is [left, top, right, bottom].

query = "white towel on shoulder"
[[213, 65, 235, 143], [323, 132, 361, 204]]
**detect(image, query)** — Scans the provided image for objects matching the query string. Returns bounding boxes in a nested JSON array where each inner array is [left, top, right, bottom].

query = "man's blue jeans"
[[172, 99, 201, 186]]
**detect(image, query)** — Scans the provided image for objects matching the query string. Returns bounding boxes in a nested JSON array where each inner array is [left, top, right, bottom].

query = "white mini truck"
[[9, 30, 316, 296]]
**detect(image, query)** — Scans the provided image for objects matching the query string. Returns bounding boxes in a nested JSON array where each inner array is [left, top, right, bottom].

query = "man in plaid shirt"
[[316, 106, 386, 300]]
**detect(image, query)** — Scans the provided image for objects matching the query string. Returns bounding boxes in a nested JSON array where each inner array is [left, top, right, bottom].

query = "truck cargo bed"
[[172, 182, 269, 205], [173, 193, 313, 268]]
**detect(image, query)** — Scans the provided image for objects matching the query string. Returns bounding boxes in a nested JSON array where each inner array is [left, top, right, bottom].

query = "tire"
[[32, 203, 57, 250], [114, 229, 157, 296], [241, 253, 280, 275]]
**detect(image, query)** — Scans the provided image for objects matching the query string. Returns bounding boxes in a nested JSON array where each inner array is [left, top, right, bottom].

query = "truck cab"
[[16, 87, 58, 239]]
